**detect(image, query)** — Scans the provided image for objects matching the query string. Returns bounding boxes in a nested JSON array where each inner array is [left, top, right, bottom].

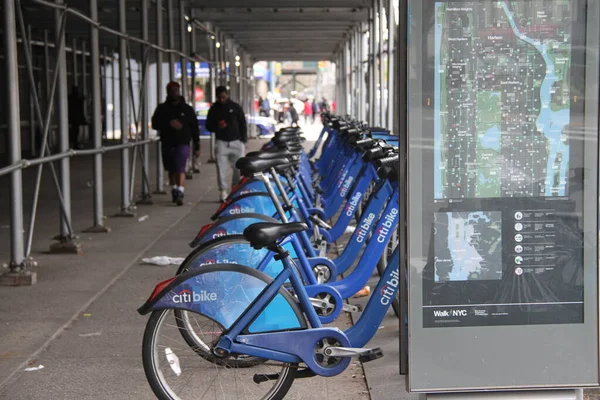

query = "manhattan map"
[[433, 1, 572, 199], [434, 211, 503, 282]]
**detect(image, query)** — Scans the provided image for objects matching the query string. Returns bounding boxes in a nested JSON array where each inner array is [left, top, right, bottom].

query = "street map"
[[433, 1, 572, 199], [434, 211, 503, 282]]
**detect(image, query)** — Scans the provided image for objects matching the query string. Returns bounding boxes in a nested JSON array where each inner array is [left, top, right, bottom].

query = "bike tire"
[[142, 309, 298, 400], [175, 236, 268, 367]]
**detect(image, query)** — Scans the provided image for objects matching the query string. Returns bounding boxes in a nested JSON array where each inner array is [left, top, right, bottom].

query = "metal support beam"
[[81, 40, 88, 131], [154, 0, 166, 193], [83, 0, 110, 233], [53, 0, 80, 253], [368, 3, 376, 125], [180, 0, 187, 101], [378, 0, 385, 126], [117, 0, 134, 216], [138, 0, 152, 203], [111, 47, 116, 141], [167, 0, 175, 80], [207, 25, 217, 163], [72, 37, 78, 87], [387, 0, 395, 132], [28, 25, 36, 157], [2, 0, 31, 282]]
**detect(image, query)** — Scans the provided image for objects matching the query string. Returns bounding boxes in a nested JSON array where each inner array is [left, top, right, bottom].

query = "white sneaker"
[[220, 190, 229, 202]]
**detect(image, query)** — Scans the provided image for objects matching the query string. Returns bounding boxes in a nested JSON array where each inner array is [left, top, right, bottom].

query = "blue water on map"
[[500, 2, 569, 196], [480, 125, 501, 151]]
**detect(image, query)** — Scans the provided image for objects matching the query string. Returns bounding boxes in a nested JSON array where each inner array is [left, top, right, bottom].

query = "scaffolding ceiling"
[[19, 0, 369, 62]]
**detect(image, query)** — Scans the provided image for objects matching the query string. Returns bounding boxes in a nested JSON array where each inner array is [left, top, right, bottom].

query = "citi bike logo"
[[345, 192, 363, 217], [339, 176, 354, 198], [212, 229, 228, 239], [376, 208, 398, 243], [356, 213, 376, 243], [198, 259, 239, 266], [380, 268, 400, 306], [229, 205, 256, 215], [172, 288, 218, 304]]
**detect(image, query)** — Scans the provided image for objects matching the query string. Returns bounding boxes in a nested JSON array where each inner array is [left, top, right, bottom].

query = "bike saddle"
[[244, 222, 309, 250], [246, 148, 301, 159], [278, 127, 301, 133], [236, 156, 291, 177]]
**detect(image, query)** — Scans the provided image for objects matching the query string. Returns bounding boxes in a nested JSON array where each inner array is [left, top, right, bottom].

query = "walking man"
[[206, 86, 248, 202], [152, 81, 200, 206]]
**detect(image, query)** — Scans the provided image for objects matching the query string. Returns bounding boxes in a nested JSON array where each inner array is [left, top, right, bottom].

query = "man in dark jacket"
[[206, 86, 247, 202], [151, 81, 200, 206]]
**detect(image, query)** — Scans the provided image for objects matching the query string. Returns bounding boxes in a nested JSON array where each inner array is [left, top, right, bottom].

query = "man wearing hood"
[[151, 81, 200, 205], [206, 86, 248, 202]]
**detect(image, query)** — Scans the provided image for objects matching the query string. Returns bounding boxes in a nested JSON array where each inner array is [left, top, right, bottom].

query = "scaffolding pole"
[[167, 0, 175, 80], [154, 0, 166, 193], [117, 0, 134, 216], [139, 0, 152, 203], [378, 0, 385, 126], [84, 0, 110, 232], [2, 0, 31, 283], [368, 3, 376, 125], [387, 0, 395, 132]]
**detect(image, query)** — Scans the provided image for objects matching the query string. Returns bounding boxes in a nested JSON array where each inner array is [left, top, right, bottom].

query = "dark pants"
[[162, 144, 190, 174]]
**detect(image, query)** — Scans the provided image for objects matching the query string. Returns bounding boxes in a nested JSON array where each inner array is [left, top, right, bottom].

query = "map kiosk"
[[403, 0, 600, 397]]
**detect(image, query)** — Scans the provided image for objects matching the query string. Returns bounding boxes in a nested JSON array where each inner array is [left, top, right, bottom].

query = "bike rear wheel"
[[142, 309, 297, 400]]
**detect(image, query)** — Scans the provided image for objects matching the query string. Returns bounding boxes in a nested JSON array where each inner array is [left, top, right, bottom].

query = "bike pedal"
[[342, 303, 363, 313], [358, 348, 384, 363]]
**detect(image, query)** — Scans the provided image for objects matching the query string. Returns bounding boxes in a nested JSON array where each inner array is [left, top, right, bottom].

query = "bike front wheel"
[[142, 309, 297, 400]]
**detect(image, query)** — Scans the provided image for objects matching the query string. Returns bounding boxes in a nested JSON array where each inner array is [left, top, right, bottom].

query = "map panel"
[[434, 211, 503, 282], [434, 1, 572, 199]]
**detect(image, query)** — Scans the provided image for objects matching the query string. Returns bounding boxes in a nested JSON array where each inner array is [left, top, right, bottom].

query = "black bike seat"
[[246, 148, 301, 159], [244, 222, 308, 249], [235, 156, 290, 176]]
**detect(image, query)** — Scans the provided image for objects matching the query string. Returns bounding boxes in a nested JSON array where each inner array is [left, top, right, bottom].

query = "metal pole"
[[190, 22, 196, 104], [2, 0, 29, 281], [387, 0, 395, 131], [111, 49, 116, 140], [368, 0, 375, 125], [82, 40, 88, 119], [154, 0, 166, 193], [55, 0, 78, 250], [84, 0, 109, 232], [26, 25, 36, 158], [117, 0, 134, 216], [358, 25, 364, 122], [138, 0, 152, 202], [354, 28, 358, 120], [72, 37, 78, 88], [378, 0, 385, 126], [167, 0, 175, 80], [179, 0, 187, 101], [44, 30, 56, 151], [207, 29, 217, 163]]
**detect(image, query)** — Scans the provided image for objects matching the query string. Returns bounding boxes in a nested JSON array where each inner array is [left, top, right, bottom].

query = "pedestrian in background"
[[206, 86, 248, 202], [151, 81, 200, 206], [303, 99, 313, 125]]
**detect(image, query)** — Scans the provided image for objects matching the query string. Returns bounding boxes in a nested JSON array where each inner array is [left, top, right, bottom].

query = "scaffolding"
[[1, 0, 400, 286]]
